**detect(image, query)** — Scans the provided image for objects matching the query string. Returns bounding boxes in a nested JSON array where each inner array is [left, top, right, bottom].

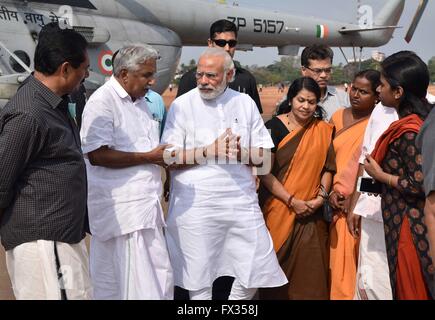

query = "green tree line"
[[175, 56, 435, 85], [246, 56, 435, 85], [244, 57, 383, 86]]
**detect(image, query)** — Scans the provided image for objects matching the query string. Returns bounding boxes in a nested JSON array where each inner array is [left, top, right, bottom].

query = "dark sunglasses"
[[213, 39, 238, 48]]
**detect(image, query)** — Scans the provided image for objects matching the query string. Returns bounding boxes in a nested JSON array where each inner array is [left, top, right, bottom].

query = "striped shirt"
[[0, 76, 87, 251], [319, 86, 350, 121]]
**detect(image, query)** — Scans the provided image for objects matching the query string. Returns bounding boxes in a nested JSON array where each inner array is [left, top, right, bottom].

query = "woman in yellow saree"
[[259, 77, 335, 300], [328, 70, 381, 300]]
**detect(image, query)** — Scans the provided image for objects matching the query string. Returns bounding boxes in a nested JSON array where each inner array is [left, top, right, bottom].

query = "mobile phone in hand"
[[357, 177, 382, 195]]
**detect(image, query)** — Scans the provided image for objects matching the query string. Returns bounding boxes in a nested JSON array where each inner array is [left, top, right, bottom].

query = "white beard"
[[199, 78, 228, 100]]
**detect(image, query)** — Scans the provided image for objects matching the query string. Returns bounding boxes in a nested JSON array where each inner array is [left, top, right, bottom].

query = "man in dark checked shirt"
[[0, 25, 92, 299]]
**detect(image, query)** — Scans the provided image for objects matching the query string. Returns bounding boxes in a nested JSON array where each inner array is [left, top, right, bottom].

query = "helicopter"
[[0, 0, 428, 107]]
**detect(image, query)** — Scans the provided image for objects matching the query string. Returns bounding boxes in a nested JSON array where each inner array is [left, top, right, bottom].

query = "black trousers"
[[174, 276, 235, 300]]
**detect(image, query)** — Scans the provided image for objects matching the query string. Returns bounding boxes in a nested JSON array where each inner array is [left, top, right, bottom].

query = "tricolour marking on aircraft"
[[98, 50, 113, 75], [316, 24, 329, 39]]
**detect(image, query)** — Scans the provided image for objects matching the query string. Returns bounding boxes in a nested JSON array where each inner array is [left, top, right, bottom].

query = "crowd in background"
[[0, 20, 434, 300]]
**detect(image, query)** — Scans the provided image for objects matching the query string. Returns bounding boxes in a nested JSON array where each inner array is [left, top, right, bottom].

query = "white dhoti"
[[166, 199, 288, 291], [354, 217, 393, 300], [6, 239, 92, 300], [90, 228, 173, 300]]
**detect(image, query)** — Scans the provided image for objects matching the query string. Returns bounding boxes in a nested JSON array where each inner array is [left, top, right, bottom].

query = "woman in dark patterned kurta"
[[364, 52, 434, 299]]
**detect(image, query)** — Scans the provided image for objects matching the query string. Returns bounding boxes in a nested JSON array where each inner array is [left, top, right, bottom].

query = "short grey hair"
[[199, 47, 235, 72], [113, 43, 159, 77]]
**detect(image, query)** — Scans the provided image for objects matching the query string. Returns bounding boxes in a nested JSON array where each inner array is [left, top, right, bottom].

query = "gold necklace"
[[286, 113, 305, 130], [286, 113, 296, 133], [286, 113, 292, 125]]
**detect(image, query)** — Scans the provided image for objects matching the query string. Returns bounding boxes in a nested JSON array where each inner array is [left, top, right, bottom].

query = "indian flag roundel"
[[98, 50, 113, 75], [316, 24, 329, 39]]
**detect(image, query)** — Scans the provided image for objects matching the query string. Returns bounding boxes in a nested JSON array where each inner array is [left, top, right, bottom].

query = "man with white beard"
[[161, 48, 287, 300]]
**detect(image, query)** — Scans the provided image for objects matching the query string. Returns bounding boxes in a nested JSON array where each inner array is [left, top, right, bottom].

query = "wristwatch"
[[163, 147, 177, 166]]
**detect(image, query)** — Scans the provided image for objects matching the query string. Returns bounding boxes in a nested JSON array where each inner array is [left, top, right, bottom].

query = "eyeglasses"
[[212, 39, 238, 48], [304, 66, 333, 75], [195, 71, 218, 80]]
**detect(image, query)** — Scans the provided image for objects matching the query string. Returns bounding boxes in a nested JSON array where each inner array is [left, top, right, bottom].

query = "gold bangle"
[[388, 174, 392, 187], [318, 185, 328, 199]]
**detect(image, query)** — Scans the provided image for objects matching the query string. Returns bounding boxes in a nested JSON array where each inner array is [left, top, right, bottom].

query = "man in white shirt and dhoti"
[[161, 48, 287, 300], [80, 44, 173, 300]]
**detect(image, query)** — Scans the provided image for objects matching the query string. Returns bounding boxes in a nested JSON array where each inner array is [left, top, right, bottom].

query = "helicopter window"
[[9, 50, 31, 73]]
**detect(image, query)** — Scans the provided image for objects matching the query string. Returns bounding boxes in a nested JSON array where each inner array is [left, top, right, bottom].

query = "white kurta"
[[161, 88, 287, 290]]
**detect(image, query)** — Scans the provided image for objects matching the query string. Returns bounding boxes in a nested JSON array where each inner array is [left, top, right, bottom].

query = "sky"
[[180, 0, 435, 67]]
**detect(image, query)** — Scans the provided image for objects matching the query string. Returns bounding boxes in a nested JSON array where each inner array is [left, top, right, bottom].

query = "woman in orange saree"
[[328, 70, 381, 300], [258, 77, 335, 300]]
